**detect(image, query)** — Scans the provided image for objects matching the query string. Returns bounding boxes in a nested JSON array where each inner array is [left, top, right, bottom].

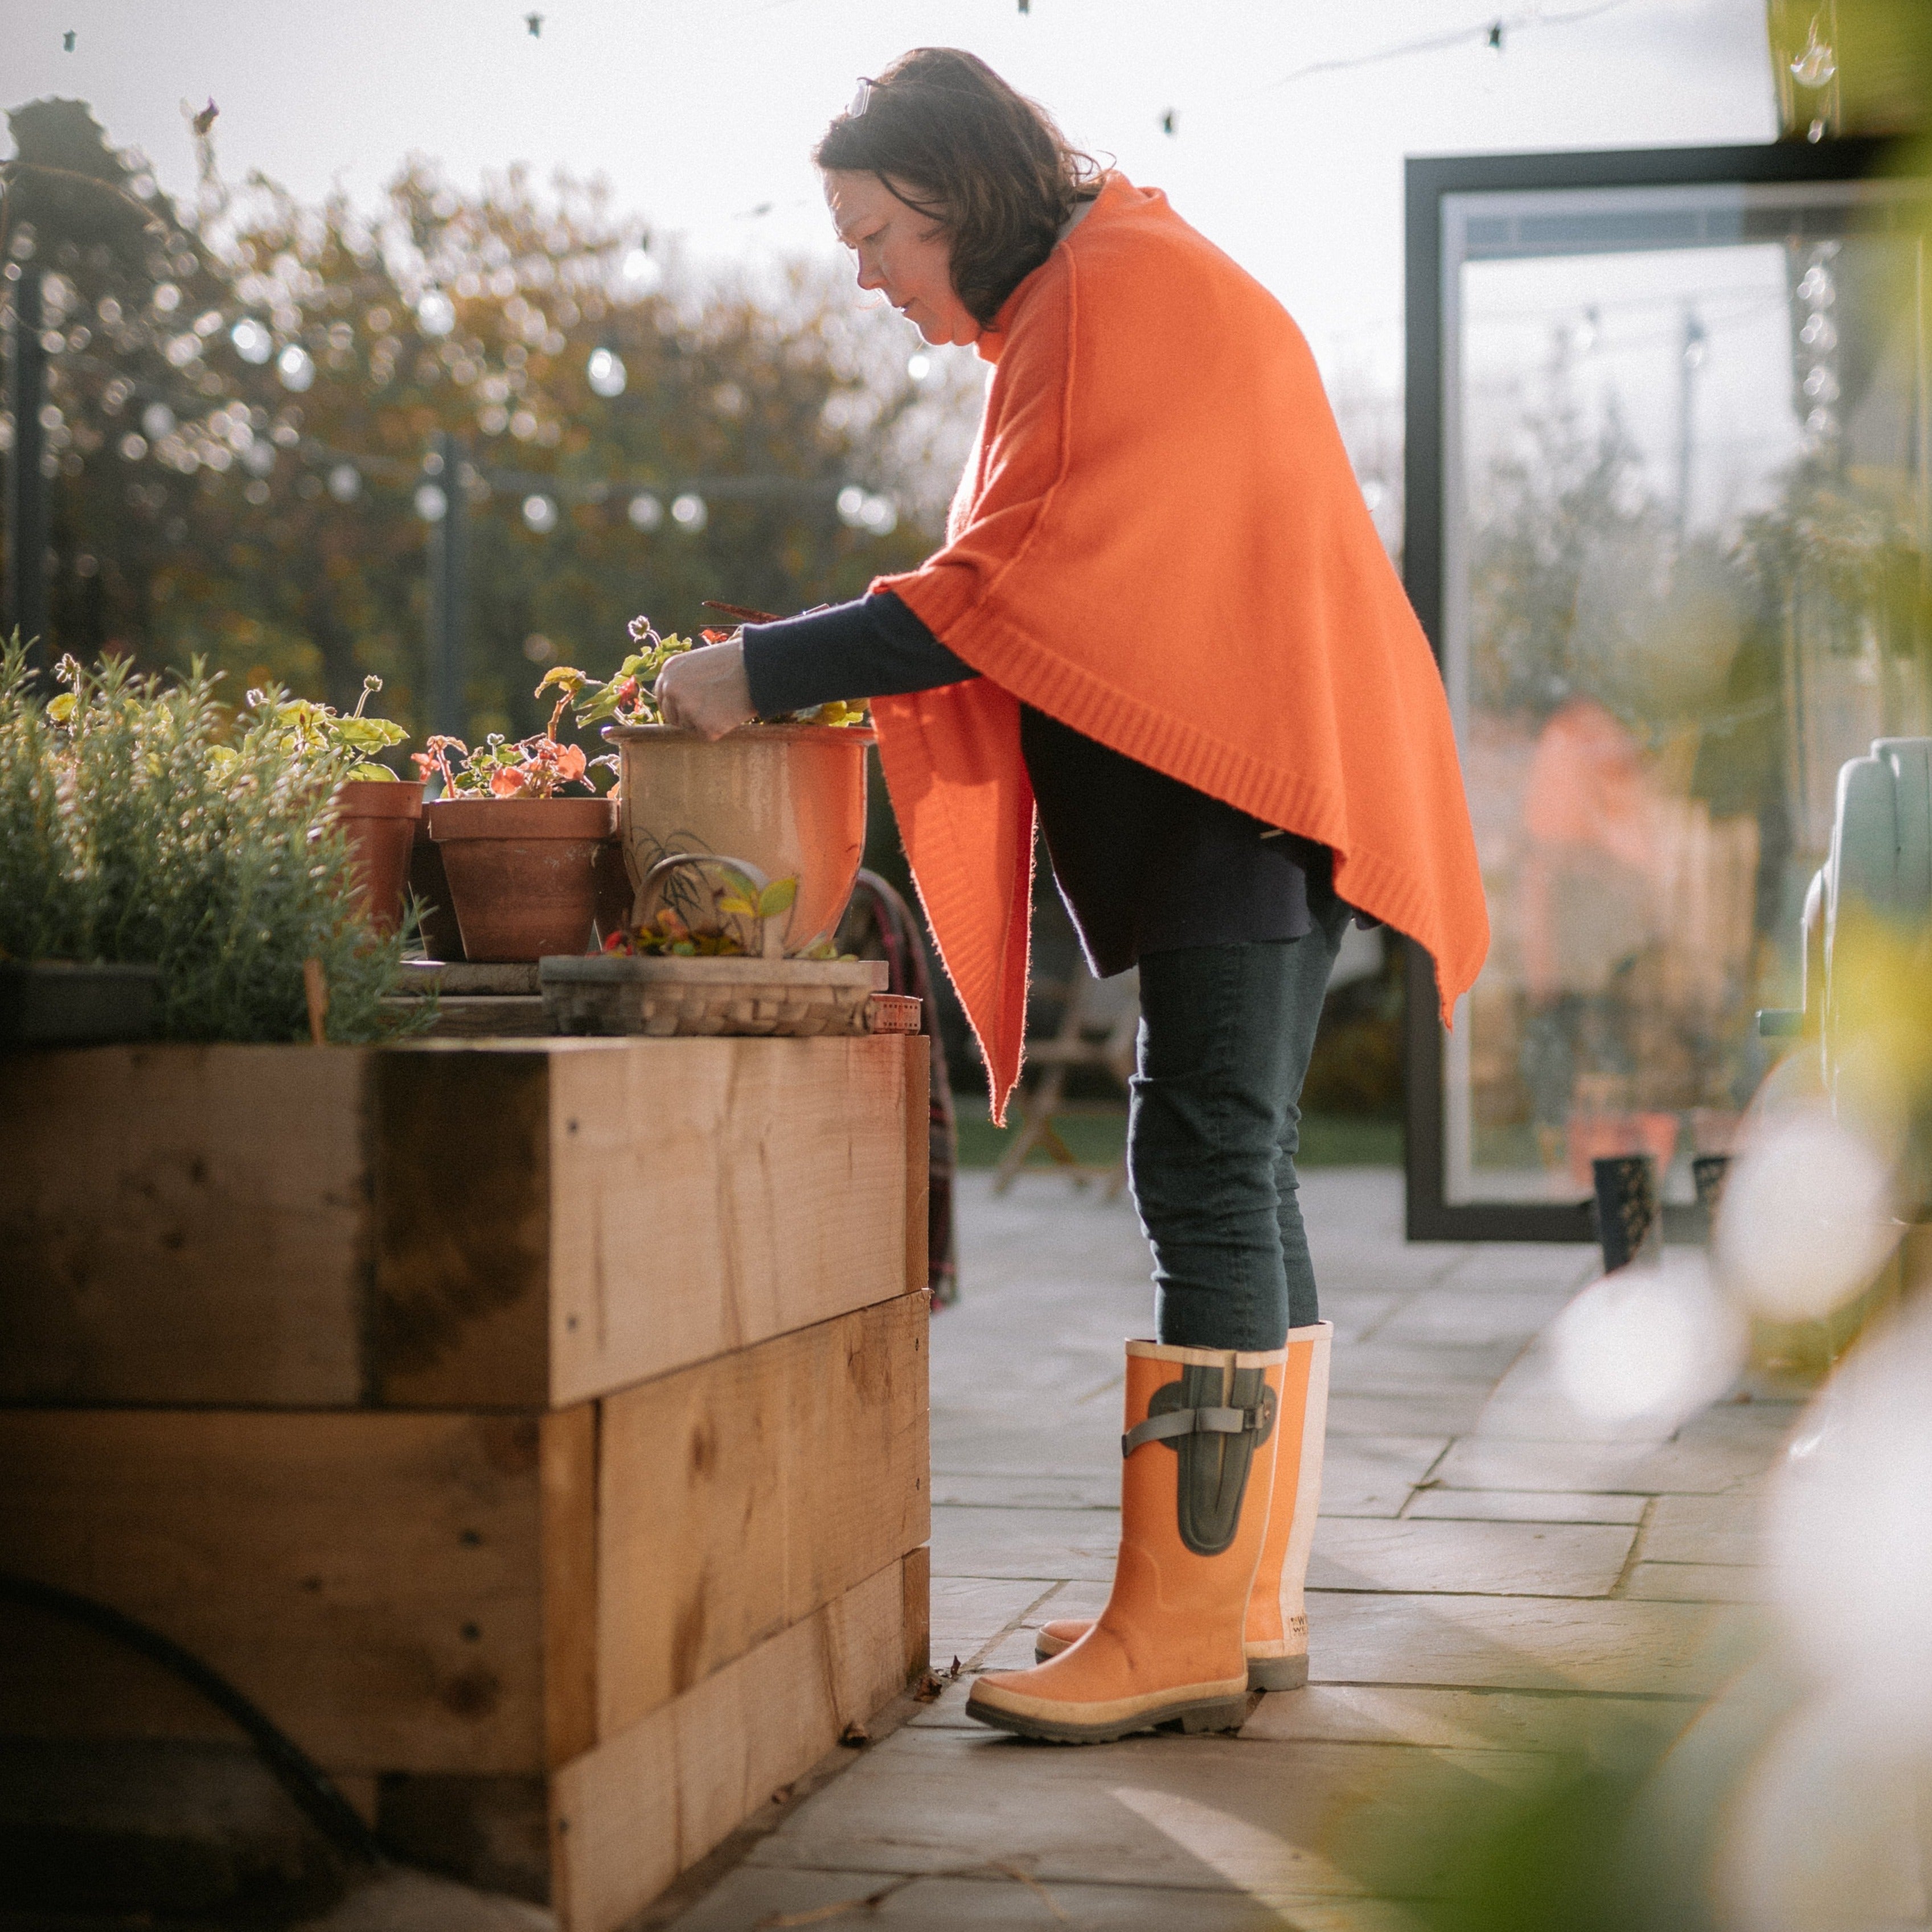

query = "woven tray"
[[540, 954, 891, 1038]]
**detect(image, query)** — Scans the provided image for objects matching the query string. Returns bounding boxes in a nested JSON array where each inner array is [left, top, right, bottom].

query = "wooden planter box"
[[0, 1037, 931, 1929]]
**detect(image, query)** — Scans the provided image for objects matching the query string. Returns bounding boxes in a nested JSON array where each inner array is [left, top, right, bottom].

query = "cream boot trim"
[[1125, 1339, 1290, 1369]]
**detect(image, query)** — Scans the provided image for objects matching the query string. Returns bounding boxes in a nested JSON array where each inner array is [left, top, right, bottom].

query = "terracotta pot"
[[333, 778, 424, 936], [425, 795, 618, 962], [605, 724, 873, 952], [591, 834, 633, 944], [408, 824, 466, 961]]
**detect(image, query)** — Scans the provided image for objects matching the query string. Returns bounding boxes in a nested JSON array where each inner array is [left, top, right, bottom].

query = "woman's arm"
[[655, 590, 977, 739], [743, 591, 977, 715]]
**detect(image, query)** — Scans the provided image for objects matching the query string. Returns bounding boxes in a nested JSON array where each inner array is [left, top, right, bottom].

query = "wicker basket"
[[542, 850, 892, 1037], [540, 954, 889, 1037]]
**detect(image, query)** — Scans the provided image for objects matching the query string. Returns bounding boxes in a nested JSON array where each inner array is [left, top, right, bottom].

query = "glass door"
[[1405, 142, 1931, 1238]]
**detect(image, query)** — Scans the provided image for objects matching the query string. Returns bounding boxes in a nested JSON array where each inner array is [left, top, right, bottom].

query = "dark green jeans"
[[1127, 897, 1351, 1351]]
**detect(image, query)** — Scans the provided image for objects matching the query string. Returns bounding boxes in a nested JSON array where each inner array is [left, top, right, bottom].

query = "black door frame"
[[1402, 136, 1899, 1242]]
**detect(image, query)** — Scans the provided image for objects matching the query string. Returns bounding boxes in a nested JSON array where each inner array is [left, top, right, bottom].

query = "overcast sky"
[[6, 0, 1777, 385]]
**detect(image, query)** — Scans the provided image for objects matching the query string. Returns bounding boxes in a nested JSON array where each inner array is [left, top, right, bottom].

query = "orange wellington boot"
[[1033, 1322, 1331, 1692], [966, 1339, 1285, 1744]]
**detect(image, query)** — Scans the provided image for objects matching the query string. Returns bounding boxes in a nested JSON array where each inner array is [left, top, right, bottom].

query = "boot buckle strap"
[[1121, 1404, 1257, 1458]]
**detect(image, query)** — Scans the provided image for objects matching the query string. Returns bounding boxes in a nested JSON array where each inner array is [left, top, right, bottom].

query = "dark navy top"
[[740, 591, 1328, 978]]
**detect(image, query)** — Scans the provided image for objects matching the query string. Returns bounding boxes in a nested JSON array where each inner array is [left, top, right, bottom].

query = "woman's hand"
[[655, 638, 756, 740]]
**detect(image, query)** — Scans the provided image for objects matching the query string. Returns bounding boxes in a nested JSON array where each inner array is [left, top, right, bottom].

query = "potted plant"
[[416, 688, 617, 962], [547, 616, 873, 953], [0, 644, 427, 1045], [252, 675, 420, 935]]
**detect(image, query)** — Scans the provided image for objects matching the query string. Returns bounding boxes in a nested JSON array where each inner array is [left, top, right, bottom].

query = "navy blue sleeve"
[[740, 590, 978, 719]]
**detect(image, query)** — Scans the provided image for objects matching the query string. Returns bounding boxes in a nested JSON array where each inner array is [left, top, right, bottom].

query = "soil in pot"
[[333, 779, 424, 936], [425, 795, 618, 962]]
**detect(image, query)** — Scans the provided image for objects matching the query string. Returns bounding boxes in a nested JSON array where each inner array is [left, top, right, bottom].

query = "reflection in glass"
[[1443, 180, 1931, 1207]]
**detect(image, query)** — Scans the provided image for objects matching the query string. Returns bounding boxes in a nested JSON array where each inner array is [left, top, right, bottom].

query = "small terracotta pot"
[[333, 778, 424, 936], [425, 794, 618, 962], [408, 824, 466, 961]]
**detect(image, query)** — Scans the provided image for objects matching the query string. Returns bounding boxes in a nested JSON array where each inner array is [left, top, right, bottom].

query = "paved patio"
[[648, 1166, 1792, 1930]]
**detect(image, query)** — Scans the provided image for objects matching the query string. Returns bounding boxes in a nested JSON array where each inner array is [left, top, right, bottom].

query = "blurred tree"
[[3, 98, 955, 745]]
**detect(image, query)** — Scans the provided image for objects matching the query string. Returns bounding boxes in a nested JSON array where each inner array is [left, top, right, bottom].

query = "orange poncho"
[[872, 174, 1487, 1121]]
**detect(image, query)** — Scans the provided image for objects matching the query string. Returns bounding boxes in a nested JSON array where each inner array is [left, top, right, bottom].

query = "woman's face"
[[824, 169, 978, 347]]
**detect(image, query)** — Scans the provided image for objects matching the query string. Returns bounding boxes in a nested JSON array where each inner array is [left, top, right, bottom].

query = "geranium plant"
[[235, 675, 411, 780], [413, 670, 604, 798], [539, 613, 869, 733]]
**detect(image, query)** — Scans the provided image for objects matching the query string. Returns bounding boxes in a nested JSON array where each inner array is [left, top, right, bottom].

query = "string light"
[[586, 346, 627, 397]]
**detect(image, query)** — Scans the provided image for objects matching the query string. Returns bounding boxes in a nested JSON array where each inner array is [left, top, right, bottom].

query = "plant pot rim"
[[333, 776, 425, 819], [426, 794, 618, 841], [602, 722, 876, 746]]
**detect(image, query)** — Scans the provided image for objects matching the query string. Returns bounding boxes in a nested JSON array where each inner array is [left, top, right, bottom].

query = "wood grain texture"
[[551, 1555, 914, 1932], [0, 1045, 371, 1407], [370, 1045, 552, 1408], [540, 1405, 598, 1768], [904, 1036, 930, 1295], [547, 1036, 916, 1406], [0, 1409, 555, 1774], [2, 1036, 923, 1412], [594, 1296, 929, 1738]]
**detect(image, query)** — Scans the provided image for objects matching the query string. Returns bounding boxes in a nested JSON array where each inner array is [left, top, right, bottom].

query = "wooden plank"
[[551, 1554, 915, 1932], [541, 1405, 598, 1767], [594, 1297, 929, 1739], [370, 1046, 552, 1408], [547, 1036, 916, 1406], [0, 1409, 556, 1774], [0, 1045, 370, 1407], [904, 1035, 930, 1295], [901, 1543, 931, 1686], [2, 1036, 922, 1412]]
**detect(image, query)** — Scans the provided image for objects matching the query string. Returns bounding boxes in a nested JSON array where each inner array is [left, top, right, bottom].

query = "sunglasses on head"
[[850, 76, 876, 117]]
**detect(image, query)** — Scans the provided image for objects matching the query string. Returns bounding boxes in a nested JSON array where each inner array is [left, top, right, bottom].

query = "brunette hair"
[[814, 48, 1102, 329]]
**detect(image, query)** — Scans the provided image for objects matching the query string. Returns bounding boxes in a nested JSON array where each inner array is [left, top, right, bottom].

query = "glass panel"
[[1442, 178, 1932, 1207]]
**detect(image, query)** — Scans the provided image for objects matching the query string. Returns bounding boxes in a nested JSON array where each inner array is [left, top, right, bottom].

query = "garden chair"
[[993, 960, 1138, 1198]]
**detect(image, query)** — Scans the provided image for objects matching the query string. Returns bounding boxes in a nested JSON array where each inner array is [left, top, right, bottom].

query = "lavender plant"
[[0, 639, 429, 1043]]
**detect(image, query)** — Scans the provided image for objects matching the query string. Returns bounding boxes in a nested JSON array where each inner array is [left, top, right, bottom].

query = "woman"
[[656, 48, 1487, 1744]]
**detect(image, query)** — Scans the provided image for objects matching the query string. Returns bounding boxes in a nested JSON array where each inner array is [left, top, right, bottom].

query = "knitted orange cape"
[[871, 174, 1487, 1122]]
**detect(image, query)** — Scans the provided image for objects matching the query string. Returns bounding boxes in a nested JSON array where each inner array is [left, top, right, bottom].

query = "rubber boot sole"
[[966, 1688, 1251, 1745], [1034, 1631, 1309, 1694]]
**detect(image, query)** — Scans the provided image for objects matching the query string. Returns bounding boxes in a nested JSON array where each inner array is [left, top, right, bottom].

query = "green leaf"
[[346, 762, 396, 781], [756, 877, 798, 919], [716, 895, 756, 917]]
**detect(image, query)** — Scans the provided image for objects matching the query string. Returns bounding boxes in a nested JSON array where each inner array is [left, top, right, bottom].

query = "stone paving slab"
[[1327, 1389, 1494, 1437], [1307, 1590, 1761, 1695], [1643, 1492, 1769, 1566], [930, 1503, 1122, 1581], [1623, 1562, 1774, 1604], [1237, 1683, 1699, 1761], [668, 1866, 1430, 1931], [1404, 1487, 1648, 1525], [739, 1726, 1543, 1898], [1433, 1433, 1770, 1494], [1308, 1516, 1635, 1597], [668, 1170, 1803, 1930], [931, 1577, 1061, 1666], [1318, 1438, 1453, 1517]]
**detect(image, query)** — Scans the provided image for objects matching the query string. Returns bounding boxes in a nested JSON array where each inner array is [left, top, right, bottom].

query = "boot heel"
[[1247, 1655, 1308, 1692], [1175, 1697, 1250, 1734]]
